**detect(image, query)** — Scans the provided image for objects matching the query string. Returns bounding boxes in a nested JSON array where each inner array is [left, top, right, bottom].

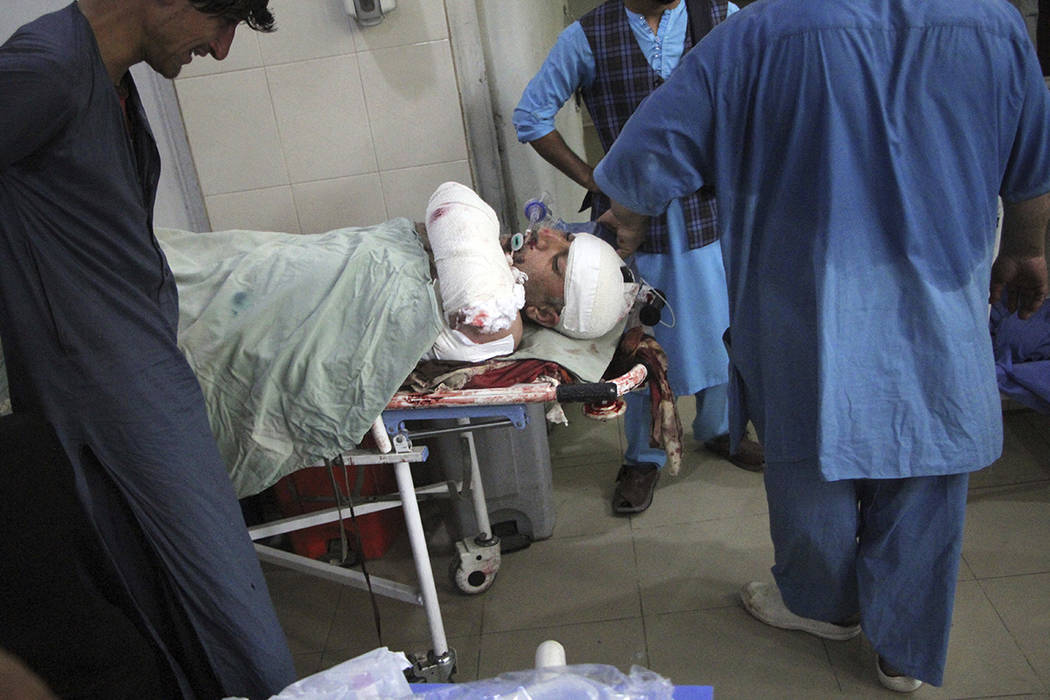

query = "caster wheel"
[[449, 556, 496, 595]]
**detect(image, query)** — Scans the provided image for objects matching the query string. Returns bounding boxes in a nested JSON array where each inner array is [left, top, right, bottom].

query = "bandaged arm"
[[425, 181, 526, 337]]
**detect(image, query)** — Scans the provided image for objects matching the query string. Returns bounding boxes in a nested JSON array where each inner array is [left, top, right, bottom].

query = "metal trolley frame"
[[248, 364, 648, 682]]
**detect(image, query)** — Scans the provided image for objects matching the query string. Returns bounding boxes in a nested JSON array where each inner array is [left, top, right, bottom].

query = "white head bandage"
[[555, 232, 638, 339]]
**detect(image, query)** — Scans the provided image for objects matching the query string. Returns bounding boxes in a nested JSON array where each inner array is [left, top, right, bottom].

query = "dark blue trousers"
[[764, 461, 969, 685]]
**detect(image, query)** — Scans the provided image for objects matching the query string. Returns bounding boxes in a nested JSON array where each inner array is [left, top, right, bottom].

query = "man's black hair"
[[190, 0, 275, 32]]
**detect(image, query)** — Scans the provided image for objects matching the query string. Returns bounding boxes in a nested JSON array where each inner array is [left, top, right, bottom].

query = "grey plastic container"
[[421, 402, 555, 545]]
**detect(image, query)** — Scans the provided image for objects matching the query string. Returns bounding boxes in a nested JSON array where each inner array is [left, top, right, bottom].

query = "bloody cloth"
[[400, 327, 684, 472], [605, 326, 684, 474], [402, 358, 573, 392]]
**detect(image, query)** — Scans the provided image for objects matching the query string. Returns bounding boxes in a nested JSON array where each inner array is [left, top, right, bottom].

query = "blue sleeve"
[[1001, 41, 1050, 202], [594, 46, 715, 215], [0, 34, 75, 170], [512, 22, 595, 143]]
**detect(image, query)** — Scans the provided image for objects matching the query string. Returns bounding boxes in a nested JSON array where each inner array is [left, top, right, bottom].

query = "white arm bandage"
[[425, 182, 525, 334]]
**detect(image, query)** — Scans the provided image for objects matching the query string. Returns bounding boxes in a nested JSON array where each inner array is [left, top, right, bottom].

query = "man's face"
[[146, 2, 239, 79], [510, 227, 574, 307]]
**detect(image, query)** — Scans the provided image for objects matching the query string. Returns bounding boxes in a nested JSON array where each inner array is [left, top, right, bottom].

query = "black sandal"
[[612, 463, 660, 515]]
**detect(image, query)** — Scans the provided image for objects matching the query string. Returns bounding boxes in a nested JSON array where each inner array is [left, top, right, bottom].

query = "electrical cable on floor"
[[326, 454, 384, 647]]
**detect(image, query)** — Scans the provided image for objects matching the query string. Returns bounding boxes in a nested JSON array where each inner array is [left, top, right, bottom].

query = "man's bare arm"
[[992, 192, 1049, 319], [528, 130, 600, 193]]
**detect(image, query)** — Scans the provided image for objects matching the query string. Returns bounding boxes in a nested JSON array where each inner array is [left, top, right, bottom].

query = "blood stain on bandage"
[[428, 206, 448, 223]]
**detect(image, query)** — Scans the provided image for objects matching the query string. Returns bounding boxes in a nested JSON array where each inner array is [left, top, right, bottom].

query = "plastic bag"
[[416, 664, 674, 699], [268, 647, 414, 700]]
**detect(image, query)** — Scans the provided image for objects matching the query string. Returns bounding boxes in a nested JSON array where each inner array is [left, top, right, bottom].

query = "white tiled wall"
[[174, 0, 472, 234]]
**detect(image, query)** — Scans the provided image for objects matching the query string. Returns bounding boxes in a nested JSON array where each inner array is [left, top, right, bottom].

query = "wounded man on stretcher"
[[155, 182, 672, 497], [418, 181, 638, 362]]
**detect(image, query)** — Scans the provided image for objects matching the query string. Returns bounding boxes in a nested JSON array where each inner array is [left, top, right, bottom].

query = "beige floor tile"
[[477, 529, 642, 633], [921, 580, 1044, 698], [445, 635, 483, 682], [971, 411, 1050, 488], [290, 651, 325, 681], [548, 403, 625, 468], [628, 451, 768, 529], [322, 549, 488, 652], [963, 481, 1050, 578], [646, 606, 842, 696], [1021, 410, 1050, 446], [634, 514, 774, 615], [980, 573, 1050, 686], [551, 460, 633, 538], [264, 567, 340, 655], [476, 617, 648, 679]]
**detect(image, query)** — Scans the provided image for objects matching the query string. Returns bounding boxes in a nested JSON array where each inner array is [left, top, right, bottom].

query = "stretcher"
[[246, 363, 648, 683]]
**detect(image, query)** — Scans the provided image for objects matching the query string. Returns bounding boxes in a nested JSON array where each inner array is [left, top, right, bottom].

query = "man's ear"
[[524, 303, 560, 328]]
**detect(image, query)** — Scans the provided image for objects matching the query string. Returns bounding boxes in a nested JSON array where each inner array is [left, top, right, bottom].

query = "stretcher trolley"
[[247, 363, 648, 683]]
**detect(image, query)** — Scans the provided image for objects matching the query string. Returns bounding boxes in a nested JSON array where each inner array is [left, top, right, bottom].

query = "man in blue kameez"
[[0, 0, 296, 697], [593, 0, 1050, 691], [514, 0, 764, 517]]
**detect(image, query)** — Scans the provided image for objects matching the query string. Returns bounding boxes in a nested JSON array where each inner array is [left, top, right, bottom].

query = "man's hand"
[[597, 200, 649, 259], [990, 253, 1048, 319], [995, 194, 1050, 319]]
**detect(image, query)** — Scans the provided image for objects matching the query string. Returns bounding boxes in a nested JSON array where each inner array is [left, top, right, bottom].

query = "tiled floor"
[[264, 402, 1050, 698]]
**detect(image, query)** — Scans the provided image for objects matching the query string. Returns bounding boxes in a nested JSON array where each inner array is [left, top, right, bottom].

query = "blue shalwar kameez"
[[0, 5, 295, 697], [513, 3, 738, 466], [593, 0, 1050, 684]]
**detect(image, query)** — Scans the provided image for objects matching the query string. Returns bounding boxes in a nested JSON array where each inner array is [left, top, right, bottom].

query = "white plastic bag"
[[268, 647, 414, 700], [416, 664, 674, 699]]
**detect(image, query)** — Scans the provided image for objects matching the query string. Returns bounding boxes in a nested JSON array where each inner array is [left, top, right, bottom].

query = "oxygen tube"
[[508, 192, 554, 253]]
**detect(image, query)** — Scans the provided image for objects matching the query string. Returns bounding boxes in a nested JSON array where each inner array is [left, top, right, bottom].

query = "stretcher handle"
[[555, 382, 618, 403]]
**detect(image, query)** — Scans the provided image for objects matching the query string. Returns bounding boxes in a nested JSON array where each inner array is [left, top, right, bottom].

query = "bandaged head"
[[555, 232, 638, 339]]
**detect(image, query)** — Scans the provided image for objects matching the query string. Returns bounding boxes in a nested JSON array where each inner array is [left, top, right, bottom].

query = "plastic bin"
[[423, 402, 555, 547]]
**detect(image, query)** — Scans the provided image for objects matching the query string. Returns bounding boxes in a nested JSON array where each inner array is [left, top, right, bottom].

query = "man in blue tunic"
[[0, 1, 296, 697], [593, 0, 1050, 691], [514, 0, 764, 517]]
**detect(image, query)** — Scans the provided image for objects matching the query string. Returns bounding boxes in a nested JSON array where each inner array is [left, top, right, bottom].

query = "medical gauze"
[[555, 232, 637, 339], [425, 182, 525, 334]]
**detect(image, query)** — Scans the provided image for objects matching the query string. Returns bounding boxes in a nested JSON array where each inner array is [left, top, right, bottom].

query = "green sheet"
[[0, 220, 625, 496], [158, 219, 442, 497]]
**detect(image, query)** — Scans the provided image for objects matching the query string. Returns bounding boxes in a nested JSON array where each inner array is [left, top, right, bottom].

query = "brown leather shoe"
[[704, 433, 765, 472], [612, 463, 660, 515]]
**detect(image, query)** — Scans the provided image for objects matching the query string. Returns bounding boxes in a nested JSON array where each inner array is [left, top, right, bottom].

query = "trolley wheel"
[[448, 555, 496, 595]]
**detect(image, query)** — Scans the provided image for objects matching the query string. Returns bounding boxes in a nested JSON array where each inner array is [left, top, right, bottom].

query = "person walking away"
[[592, 0, 1050, 690]]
